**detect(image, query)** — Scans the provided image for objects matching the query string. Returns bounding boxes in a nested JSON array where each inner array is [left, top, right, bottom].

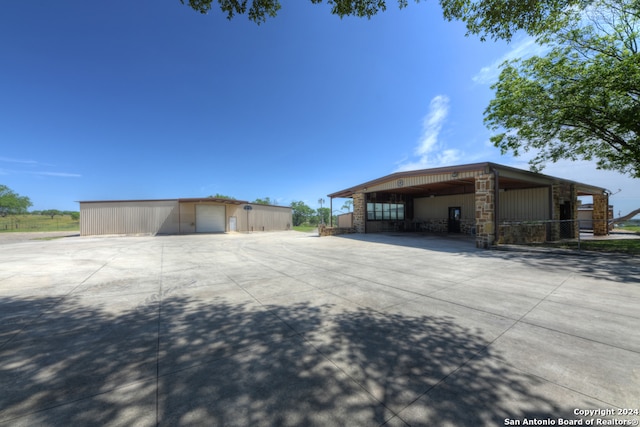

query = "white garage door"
[[195, 205, 226, 233]]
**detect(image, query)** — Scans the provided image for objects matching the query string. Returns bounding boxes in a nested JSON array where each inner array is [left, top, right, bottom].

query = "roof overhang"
[[177, 197, 248, 205], [328, 162, 608, 199]]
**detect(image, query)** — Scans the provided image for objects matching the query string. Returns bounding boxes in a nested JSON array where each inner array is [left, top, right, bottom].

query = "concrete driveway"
[[1, 231, 638, 426]]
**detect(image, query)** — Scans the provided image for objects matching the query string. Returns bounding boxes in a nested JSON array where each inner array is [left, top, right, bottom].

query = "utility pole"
[[318, 198, 325, 225]]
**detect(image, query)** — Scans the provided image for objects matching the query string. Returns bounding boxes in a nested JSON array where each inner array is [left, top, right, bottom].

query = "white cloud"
[[33, 171, 81, 178], [0, 156, 38, 165], [396, 95, 463, 172], [415, 95, 449, 156], [472, 37, 549, 85]]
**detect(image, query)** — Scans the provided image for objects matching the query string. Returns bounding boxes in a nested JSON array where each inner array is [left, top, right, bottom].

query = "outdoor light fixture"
[[452, 171, 459, 178]]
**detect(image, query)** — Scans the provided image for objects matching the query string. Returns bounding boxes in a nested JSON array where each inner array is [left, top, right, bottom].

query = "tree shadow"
[[1, 293, 596, 426]]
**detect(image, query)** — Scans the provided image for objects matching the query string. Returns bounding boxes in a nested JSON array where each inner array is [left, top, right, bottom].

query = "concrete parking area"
[[1, 231, 639, 426]]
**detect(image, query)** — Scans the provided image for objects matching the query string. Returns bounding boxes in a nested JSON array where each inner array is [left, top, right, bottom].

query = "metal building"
[[79, 197, 292, 236], [327, 162, 609, 248]]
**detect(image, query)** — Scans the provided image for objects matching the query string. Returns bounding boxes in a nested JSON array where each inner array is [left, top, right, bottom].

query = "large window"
[[367, 203, 405, 221]]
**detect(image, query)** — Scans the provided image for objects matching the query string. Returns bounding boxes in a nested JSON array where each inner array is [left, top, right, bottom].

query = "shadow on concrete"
[[334, 232, 478, 253], [333, 232, 640, 284], [1, 294, 577, 426]]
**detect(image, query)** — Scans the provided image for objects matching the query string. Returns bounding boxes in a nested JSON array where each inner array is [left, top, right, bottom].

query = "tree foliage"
[[210, 193, 236, 199], [290, 200, 314, 226], [253, 197, 272, 205], [0, 185, 32, 217], [317, 207, 331, 225], [485, 0, 640, 177], [440, 0, 582, 41], [180, 0, 581, 41], [41, 209, 62, 219]]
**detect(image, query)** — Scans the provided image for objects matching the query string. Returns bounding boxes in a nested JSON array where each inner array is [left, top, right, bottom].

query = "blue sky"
[[1, 0, 638, 217]]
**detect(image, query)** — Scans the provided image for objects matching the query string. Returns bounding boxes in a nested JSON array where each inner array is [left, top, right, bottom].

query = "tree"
[[180, 0, 580, 41], [485, 0, 640, 177], [317, 207, 331, 226], [253, 197, 272, 205], [42, 209, 62, 219], [290, 200, 314, 226], [210, 193, 236, 199], [341, 200, 353, 212], [0, 185, 32, 217]]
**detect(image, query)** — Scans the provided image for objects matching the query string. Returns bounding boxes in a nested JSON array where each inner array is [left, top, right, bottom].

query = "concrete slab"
[[1, 231, 638, 426]]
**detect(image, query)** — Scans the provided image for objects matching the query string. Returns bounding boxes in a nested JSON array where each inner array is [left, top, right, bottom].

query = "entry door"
[[196, 205, 226, 233], [560, 202, 572, 238], [448, 207, 461, 233]]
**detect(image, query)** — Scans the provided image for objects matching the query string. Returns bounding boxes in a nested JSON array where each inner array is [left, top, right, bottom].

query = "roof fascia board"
[[328, 162, 491, 198]]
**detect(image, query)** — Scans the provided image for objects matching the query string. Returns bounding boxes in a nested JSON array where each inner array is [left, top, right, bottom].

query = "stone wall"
[[318, 225, 356, 237], [352, 192, 366, 233], [498, 223, 547, 244], [415, 218, 475, 234], [551, 183, 578, 239], [592, 193, 609, 236], [475, 172, 495, 248]]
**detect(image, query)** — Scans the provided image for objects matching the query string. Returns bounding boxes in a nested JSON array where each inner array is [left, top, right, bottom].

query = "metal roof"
[[327, 162, 608, 198], [78, 197, 249, 205]]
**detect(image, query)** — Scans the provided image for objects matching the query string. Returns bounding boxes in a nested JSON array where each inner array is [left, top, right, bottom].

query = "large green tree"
[[181, 0, 580, 41], [290, 200, 314, 226], [0, 185, 32, 217], [485, 0, 640, 177]]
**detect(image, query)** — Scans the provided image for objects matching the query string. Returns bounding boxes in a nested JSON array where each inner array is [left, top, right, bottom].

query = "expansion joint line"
[[0, 259, 111, 351], [397, 273, 577, 417], [155, 243, 165, 427]]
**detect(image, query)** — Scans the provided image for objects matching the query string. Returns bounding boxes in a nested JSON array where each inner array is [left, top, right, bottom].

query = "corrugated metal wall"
[[414, 194, 475, 220], [412, 188, 549, 222], [179, 203, 197, 233], [337, 213, 353, 228], [499, 187, 549, 220], [80, 200, 180, 236], [227, 204, 292, 232], [81, 200, 292, 236]]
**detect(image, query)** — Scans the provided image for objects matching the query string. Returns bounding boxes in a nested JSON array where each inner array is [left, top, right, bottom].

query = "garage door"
[[195, 205, 226, 233]]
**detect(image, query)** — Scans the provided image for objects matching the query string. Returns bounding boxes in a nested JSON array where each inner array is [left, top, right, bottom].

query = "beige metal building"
[[327, 162, 609, 248], [80, 197, 292, 236]]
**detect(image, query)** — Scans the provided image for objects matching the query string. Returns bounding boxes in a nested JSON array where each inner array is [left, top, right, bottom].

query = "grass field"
[[293, 225, 318, 233], [544, 239, 640, 255], [0, 215, 80, 233], [616, 225, 640, 233]]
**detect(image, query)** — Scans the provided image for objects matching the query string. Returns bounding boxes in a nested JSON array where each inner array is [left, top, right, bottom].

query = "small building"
[[577, 203, 614, 230], [327, 162, 609, 248], [79, 197, 292, 236]]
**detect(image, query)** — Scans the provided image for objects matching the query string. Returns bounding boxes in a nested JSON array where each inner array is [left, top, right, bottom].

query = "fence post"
[[577, 219, 581, 251]]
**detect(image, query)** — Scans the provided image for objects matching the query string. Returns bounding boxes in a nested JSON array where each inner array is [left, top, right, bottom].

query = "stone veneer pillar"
[[475, 172, 495, 248], [592, 193, 609, 236], [352, 192, 366, 233]]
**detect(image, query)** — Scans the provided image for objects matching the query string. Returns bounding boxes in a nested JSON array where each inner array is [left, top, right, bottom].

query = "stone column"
[[475, 172, 495, 248], [550, 184, 559, 240], [592, 193, 609, 236], [352, 192, 366, 233]]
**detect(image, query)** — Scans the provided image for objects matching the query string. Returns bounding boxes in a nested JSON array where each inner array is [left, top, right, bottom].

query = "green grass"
[[550, 239, 640, 255], [0, 215, 80, 233], [293, 225, 318, 232], [616, 225, 640, 233]]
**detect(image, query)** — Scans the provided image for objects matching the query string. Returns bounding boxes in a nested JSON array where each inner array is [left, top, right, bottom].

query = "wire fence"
[[0, 216, 80, 232]]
